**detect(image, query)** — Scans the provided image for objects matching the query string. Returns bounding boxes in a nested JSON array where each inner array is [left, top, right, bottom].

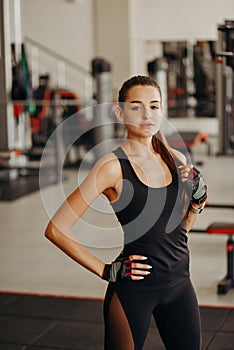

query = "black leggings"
[[103, 277, 201, 350]]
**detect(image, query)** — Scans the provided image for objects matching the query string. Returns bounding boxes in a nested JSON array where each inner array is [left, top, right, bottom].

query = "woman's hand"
[[178, 164, 207, 205], [102, 255, 152, 282], [178, 164, 193, 183]]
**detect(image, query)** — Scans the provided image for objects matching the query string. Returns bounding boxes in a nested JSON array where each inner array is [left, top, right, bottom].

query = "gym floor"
[[0, 145, 234, 308]]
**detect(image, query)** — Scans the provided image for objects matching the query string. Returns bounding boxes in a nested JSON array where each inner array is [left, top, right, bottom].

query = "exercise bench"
[[167, 130, 211, 163], [207, 222, 234, 295]]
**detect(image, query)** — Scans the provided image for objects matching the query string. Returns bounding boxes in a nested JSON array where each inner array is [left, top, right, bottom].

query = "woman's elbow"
[[44, 222, 57, 242]]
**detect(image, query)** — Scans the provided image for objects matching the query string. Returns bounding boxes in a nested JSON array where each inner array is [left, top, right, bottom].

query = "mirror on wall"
[[145, 40, 216, 118]]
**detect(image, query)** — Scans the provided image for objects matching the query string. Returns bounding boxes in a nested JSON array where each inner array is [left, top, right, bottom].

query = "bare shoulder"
[[68, 151, 121, 206], [86, 151, 122, 192], [94, 151, 121, 177], [171, 148, 187, 164]]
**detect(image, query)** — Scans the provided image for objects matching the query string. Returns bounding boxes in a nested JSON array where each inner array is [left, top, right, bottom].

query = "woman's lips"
[[140, 123, 154, 129]]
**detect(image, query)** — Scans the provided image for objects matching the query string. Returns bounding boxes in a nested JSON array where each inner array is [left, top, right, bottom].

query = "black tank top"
[[111, 147, 190, 288]]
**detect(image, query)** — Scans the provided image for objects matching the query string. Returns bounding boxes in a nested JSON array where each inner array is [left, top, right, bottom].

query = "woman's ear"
[[114, 105, 124, 123]]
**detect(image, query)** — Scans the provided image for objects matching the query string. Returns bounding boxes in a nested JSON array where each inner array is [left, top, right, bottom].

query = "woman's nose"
[[142, 107, 151, 119]]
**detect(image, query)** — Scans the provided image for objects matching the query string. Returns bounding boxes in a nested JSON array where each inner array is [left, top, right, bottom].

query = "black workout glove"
[[102, 256, 150, 282], [187, 166, 207, 205], [102, 257, 131, 282]]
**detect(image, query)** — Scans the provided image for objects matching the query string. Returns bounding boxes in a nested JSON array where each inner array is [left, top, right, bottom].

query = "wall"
[[94, 0, 130, 94], [20, 0, 130, 96], [129, 0, 234, 75], [21, 0, 94, 72]]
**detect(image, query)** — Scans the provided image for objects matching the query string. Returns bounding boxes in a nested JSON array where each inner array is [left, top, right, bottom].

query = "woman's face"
[[120, 85, 163, 138]]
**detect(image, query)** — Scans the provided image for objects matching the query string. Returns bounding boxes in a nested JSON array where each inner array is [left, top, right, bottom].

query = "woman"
[[45, 75, 207, 350]]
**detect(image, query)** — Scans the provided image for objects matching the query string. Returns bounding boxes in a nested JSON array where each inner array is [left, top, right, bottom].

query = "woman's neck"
[[122, 137, 155, 157]]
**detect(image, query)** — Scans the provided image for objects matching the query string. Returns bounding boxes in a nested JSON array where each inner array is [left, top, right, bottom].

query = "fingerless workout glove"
[[187, 166, 207, 204], [102, 257, 130, 282]]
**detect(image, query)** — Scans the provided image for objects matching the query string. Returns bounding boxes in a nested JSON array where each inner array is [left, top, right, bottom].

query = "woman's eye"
[[151, 105, 160, 110], [132, 106, 141, 111]]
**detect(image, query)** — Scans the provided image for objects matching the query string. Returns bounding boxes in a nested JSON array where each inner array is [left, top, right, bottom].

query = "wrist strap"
[[102, 264, 112, 281], [102, 261, 123, 282], [190, 201, 205, 214]]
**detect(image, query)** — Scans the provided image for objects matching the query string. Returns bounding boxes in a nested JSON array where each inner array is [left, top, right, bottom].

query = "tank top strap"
[[112, 146, 126, 159], [112, 147, 135, 181]]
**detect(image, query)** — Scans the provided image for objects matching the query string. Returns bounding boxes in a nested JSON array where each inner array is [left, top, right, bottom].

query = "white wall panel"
[[21, 0, 94, 71]]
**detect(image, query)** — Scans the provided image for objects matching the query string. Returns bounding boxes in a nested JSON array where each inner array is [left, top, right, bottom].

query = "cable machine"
[[216, 20, 234, 155], [147, 57, 169, 118], [91, 58, 114, 159]]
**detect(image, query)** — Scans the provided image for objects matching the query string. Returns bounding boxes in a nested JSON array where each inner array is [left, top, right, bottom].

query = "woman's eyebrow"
[[150, 100, 161, 104], [129, 100, 160, 104], [130, 100, 142, 104]]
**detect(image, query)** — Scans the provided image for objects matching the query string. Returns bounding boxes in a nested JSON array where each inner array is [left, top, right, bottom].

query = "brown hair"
[[118, 75, 183, 172]]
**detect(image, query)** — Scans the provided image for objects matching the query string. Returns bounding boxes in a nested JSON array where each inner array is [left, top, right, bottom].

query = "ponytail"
[[152, 131, 190, 217], [151, 131, 183, 171]]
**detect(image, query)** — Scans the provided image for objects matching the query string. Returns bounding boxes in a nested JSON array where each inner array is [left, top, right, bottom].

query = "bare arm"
[[44, 154, 118, 278], [178, 162, 206, 232], [184, 206, 200, 232], [171, 149, 206, 232]]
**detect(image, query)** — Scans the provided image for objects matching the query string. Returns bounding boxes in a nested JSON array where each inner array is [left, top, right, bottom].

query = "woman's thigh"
[[103, 283, 154, 350], [153, 278, 201, 350]]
